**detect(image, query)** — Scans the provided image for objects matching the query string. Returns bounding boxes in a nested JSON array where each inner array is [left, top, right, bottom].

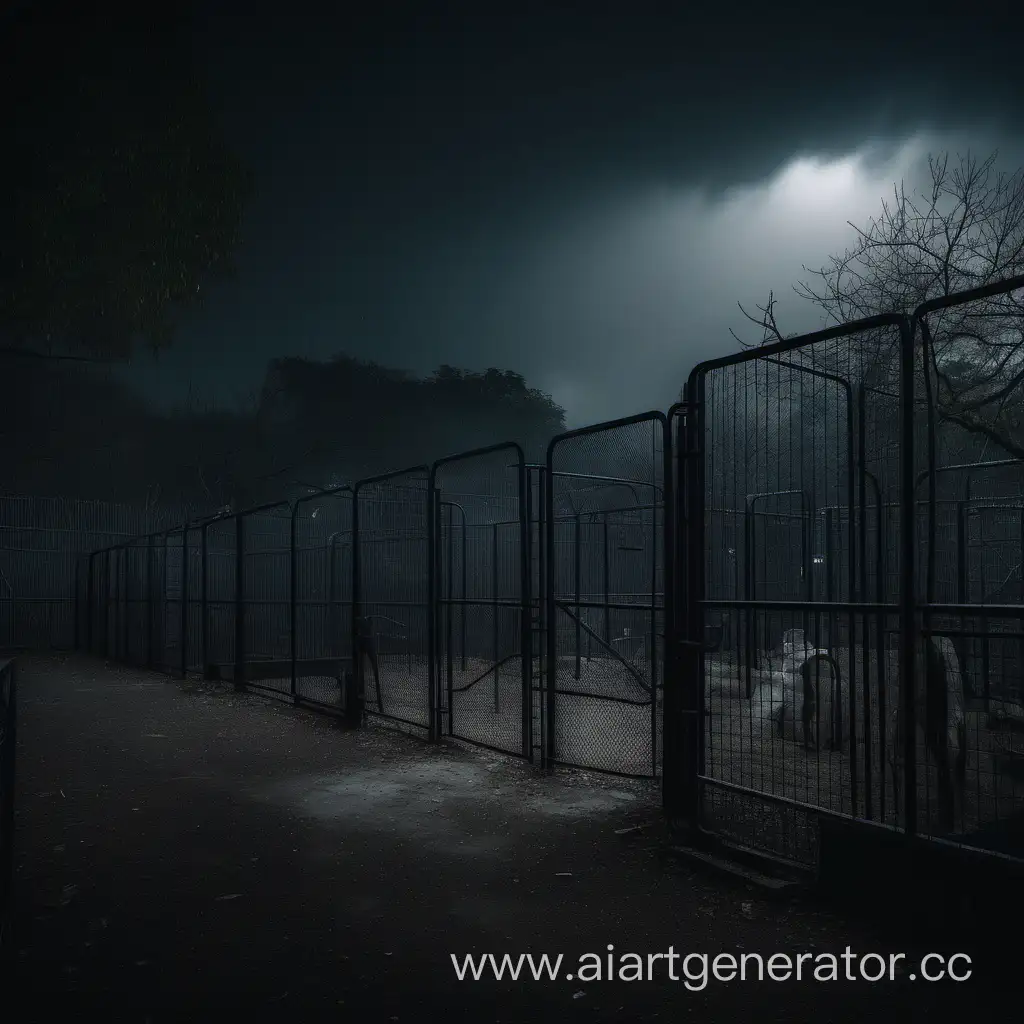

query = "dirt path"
[[6, 655, 1006, 1021]]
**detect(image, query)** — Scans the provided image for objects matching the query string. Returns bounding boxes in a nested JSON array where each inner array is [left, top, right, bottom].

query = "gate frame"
[[429, 442, 532, 759], [352, 466, 433, 737], [544, 410, 672, 777], [667, 312, 915, 845]]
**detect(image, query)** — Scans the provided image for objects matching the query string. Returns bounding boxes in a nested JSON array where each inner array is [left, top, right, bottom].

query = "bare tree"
[[733, 151, 1024, 460]]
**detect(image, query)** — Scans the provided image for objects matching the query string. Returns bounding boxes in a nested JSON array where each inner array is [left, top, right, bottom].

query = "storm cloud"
[[122, 3, 1024, 428]]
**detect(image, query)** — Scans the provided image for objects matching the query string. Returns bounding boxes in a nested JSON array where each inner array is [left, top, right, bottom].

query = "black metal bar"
[[122, 546, 131, 662], [74, 556, 82, 651], [660, 406, 675, 787], [542, 467, 555, 768], [461, 510, 467, 672], [445, 506, 454, 731], [328, 533, 341, 657], [553, 601, 649, 690], [145, 535, 154, 669], [574, 512, 582, 680], [519, 456, 531, 760], [651, 475, 660, 777], [685, 376, 705, 826], [702, 599, 900, 612], [200, 523, 208, 676], [427, 486, 440, 741], [289, 497, 298, 703], [602, 514, 611, 645], [100, 549, 109, 658], [662, 403, 685, 814], [351, 487, 362, 721], [898, 317, 917, 836], [234, 514, 245, 691], [86, 552, 95, 654], [523, 463, 534, 760], [492, 522, 499, 712], [180, 528, 188, 679], [520, 463, 664, 502], [857, 385, 872, 821], [160, 532, 169, 672]]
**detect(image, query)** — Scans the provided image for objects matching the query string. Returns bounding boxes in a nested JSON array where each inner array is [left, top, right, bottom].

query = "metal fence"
[[354, 469, 432, 732], [545, 413, 669, 776], [671, 273, 1024, 869], [431, 444, 531, 758], [72, 275, 1024, 872], [0, 496, 199, 651]]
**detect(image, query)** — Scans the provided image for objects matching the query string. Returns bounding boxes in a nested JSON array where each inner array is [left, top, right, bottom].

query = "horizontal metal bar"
[[700, 599, 899, 612]]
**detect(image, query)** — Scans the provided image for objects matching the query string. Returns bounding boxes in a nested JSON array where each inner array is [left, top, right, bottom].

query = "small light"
[[813, 556, 824, 564]]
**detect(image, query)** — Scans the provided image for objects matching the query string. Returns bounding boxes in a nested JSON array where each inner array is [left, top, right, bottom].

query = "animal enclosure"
[[79, 275, 1024, 872]]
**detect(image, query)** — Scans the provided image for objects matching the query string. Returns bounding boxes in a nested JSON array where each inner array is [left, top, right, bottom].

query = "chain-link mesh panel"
[[433, 445, 529, 758], [204, 518, 236, 673], [293, 488, 353, 709], [240, 505, 292, 695], [691, 320, 906, 865], [183, 525, 203, 674], [159, 529, 184, 674], [355, 471, 430, 731], [547, 414, 666, 777], [912, 281, 1024, 854], [123, 537, 150, 667]]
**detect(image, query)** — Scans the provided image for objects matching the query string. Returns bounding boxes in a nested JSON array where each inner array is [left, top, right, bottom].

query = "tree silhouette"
[[0, 0, 249, 361]]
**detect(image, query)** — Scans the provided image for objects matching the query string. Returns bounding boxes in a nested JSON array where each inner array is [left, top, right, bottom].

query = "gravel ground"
[[4, 654, 1011, 1021]]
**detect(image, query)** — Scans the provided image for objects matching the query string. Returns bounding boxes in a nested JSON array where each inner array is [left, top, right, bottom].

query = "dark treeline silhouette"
[[1, 356, 566, 511]]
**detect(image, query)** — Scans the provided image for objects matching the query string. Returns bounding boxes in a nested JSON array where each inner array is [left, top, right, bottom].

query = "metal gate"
[[353, 468, 432, 734], [545, 412, 669, 777], [430, 443, 531, 758], [674, 314, 913, 866]]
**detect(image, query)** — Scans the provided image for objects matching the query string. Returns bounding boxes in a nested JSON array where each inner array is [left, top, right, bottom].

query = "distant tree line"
[[1, 356, 566, 512]]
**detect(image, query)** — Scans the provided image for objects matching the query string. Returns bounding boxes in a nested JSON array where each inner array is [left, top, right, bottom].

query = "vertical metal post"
[[160, 532, 169, 672], [200, 523, 208, 675], [682, 381, 706, 827], [234, 514, 245, 691], [426, 486, 440, 741], [180, 529, 189, 679], [542, 466, 556, 769], [650, 499, 659, 779], [290, 505, 298, 703], [120, 547, 128, 661], [74, 556, 82, 651], [519, 459, 531, 760], [461, 518, 467, 672], [492, 522, 500, 712], [899, 319, 917, 836], [602, 513, 611, 646], [661, 409, 678, 809], [573, 513, 582, 680], [351, 491, 363, 721], [857, 386, 872, 821], [103, 549, 112, 658], [122, 547, 132, 664], [328, 533, 339, 657], [445, 510, 453, 727], [86, 552, 95, 655], [145, 534, 155, 669]]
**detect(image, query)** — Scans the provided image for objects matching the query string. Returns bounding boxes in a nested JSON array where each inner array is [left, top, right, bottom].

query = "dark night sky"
[[116, 2, 1024, 426]]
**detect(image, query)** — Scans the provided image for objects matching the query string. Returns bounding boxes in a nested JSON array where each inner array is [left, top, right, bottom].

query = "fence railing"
[[74, 274, 1024, 869]]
